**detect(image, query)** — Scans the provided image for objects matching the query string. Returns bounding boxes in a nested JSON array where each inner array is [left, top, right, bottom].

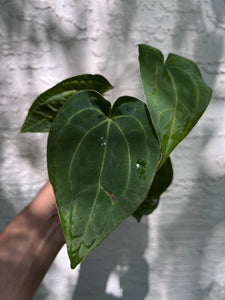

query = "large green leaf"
[[47, 91, 160, 268], [138, 44, 212, 168], [133, 156, 173, 221], [20, 74, 113, 133]]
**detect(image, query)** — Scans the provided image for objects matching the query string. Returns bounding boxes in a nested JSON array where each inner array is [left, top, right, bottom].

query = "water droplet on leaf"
[[98, 136, 106, 147], [136, 159, 147, 179]]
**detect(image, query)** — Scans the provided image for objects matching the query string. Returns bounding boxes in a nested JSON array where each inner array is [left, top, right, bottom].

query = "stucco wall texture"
[[0, 0, 225, 299]]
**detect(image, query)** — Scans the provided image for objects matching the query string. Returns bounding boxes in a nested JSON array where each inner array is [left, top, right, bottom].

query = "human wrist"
[[26, 181, 65, 248]]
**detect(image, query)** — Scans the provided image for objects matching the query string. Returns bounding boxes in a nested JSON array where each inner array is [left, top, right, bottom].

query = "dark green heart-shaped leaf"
[[139, 44, 212, 168], [133, 156, 173, 221], [20, 74, 113, 133], [47, 90, 160, 268]]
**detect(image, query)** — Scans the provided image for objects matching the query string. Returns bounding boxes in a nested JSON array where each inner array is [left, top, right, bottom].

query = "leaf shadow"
[[172, 0, 224, 92], [152, 123, 225, 299], [72, 216, 149, 300]]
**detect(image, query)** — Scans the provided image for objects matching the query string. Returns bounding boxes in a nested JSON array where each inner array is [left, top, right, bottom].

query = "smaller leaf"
[[133, 156, 173, 222], [138, 44, 212, 168], [20, 74, 113, 133]]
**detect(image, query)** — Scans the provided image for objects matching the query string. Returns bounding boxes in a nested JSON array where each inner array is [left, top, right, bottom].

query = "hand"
[[0, 181, 65, 300]]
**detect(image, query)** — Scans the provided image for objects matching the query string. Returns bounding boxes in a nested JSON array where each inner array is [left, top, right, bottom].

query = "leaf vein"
[[163, 68, 178, 156], [79, 120, 111, 247], [112, 120, 131, 200], [168, 65, 200, 108]]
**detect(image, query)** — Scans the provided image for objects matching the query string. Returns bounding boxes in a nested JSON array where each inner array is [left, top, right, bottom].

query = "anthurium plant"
[[21, 44, 212, 269]]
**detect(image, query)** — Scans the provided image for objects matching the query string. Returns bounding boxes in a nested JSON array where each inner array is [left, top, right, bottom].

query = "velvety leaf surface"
[[138, 44, 212, 168], [21, 74, 113, 133], [133, 156, 173, 221], [47, 91, 160, 268]]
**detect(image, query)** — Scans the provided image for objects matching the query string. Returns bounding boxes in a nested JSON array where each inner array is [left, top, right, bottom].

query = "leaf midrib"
[[74, 120, 111, 248], [162, 68, 178, 157], [67, 115, 136, 250]]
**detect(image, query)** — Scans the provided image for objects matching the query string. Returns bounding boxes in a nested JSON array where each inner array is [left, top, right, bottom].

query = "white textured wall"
[[0, 1, 225, 299]]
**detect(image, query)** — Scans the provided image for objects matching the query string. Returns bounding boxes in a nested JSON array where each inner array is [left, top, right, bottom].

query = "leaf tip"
[[20, 125, 26, 133]]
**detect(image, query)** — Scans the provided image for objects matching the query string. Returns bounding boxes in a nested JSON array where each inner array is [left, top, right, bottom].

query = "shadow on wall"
[[0, 114, 16, 230], [160, 1, 225, 298], [172, 0, 224, 90], [154, 124, 225, 299], [0, 0, 139, 124], [0, 0, 88, 97], [0, 0, 138, 74], [72, 216, 149, 300]]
